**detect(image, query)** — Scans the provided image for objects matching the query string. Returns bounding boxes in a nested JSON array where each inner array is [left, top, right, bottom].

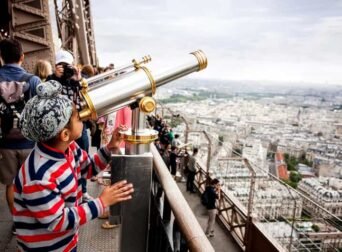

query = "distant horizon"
[[92, 0, 342, 85], [171, 76, 342, 88]]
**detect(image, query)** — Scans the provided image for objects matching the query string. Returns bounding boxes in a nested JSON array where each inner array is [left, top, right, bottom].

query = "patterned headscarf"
[[20, 80, 73, 142]]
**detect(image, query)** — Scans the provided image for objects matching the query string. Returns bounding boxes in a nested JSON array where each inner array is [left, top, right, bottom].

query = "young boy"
[[14, 80, 134, 251]]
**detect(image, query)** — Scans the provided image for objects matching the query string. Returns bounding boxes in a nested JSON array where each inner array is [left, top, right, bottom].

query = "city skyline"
[[92, 0, 342, 85]]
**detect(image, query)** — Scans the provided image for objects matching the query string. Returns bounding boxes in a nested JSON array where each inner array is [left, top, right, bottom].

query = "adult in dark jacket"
[[204, 178, 221, 237], [186, 148, 198, 193], [169, 146, 180, 176], [0, 39, 41, 226]]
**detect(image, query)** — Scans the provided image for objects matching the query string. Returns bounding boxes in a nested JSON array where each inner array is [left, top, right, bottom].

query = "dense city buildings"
[[158, 81, 342, 183], [298, 177, 342, 217], [157, 80, 342, 250]]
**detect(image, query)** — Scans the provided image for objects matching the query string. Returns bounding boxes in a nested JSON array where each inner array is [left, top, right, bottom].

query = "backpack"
[[201, 189, 209, 206], [0, 73, 33, 140]]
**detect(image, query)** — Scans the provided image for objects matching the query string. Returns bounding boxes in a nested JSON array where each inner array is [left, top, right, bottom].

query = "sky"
[[91, 0, 342, 85]]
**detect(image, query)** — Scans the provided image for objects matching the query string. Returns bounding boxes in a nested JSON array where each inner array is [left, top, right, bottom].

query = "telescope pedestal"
[[109, 156, 124, 225], [110, 152, 153, 252]]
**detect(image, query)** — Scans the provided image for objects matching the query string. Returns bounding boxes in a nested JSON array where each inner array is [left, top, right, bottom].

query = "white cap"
[[55, 50, 74, 65]]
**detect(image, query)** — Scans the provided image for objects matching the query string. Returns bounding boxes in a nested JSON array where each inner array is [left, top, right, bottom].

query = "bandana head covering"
[[20, 80, 73, 142]]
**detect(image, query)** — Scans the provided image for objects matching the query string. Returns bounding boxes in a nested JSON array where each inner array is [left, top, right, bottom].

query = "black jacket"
[[205, 186, 218, 210]]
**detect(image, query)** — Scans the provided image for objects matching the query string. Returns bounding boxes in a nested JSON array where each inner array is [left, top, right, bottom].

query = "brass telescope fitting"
[[133, 55, 152, 69], [79, 89, 97, 121], [139, 66, 156, 95], [190, 50, 208, 71], [132, 55, 156, 96], [139, 97, 156, 113], [80, 78, 88, 90], [79, 78, 97, 121], [119, 129, 158, 144]]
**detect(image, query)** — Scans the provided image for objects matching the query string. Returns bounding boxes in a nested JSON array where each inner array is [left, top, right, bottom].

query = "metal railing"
[[198, 138, 342, 252], [150, 144, 215, 252]]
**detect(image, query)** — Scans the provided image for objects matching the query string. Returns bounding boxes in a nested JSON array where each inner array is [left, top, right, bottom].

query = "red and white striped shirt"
[[13, 141, 111, 251]]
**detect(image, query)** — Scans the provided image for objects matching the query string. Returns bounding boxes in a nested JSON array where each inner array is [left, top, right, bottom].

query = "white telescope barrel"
[[79, 50, 207, 120], [86, 55, 152, 89]]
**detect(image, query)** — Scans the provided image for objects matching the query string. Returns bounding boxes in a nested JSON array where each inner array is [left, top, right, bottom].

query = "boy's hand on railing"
[[107, 125, 127, 151], [99, 180, 134, 208]]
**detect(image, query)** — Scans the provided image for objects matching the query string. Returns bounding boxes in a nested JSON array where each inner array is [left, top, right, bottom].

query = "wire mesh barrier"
[[193, 139, 342, 252], [195, 165, 248, 250]]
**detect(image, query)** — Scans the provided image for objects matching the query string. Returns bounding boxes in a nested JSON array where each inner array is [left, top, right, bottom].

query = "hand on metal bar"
[[106, 125, 127, 151], [99, 180, 134, 207]]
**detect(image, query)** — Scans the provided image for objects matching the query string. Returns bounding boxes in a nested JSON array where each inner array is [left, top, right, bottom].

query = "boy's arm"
[[20, 181, 105, 232], [78, 143, 112, 179], [79, 126, 124, 179]]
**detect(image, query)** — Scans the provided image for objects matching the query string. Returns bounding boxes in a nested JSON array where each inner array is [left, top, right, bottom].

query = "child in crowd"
[[34, 59, 52, 81], [14, 80, 134, 251]]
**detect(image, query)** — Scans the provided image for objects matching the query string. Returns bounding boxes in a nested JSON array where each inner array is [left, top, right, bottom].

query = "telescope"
[[78, 50, 207, 147], [78, 50, 207, 252]]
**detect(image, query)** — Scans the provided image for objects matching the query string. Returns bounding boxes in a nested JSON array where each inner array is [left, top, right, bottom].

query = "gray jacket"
[[187, 154, 197, 172]]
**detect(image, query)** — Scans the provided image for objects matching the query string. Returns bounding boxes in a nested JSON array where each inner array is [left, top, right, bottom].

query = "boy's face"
[[68, 106, 83, 141]]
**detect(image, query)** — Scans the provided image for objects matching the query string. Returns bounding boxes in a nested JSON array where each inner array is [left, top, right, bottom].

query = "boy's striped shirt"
[[13, 141, 111, 251]]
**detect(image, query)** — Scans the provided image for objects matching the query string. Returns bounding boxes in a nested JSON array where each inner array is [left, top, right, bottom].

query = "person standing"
[[180, 149, 190, 182], [186, 148, 198, 193], [81, 64, 95, 78], [171, 134, 182, 147], [154, 139, 162, 154], [100, 106, 132, 149], [0, 39, 41, 233], [33, 59, 52, 81], [47, 49, 92, 201], [204, 178, 221, 237], [168, 128, 175, 144], [169, 146, 180, 177], [161, 145, 170, 168]]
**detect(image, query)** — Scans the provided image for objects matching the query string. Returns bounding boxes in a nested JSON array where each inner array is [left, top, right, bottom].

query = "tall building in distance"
[[275, 152, 289, 180]]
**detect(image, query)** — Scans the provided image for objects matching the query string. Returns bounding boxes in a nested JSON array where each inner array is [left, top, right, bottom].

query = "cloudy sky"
[[91, 0, 342, 85]]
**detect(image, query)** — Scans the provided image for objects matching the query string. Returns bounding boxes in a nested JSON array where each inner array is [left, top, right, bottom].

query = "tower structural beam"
[[1, 0, 55, 72], [54, 0, 97, 66]]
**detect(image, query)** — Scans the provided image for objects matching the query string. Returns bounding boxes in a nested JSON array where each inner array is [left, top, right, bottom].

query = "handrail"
[[151, 144, 215, 252]]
